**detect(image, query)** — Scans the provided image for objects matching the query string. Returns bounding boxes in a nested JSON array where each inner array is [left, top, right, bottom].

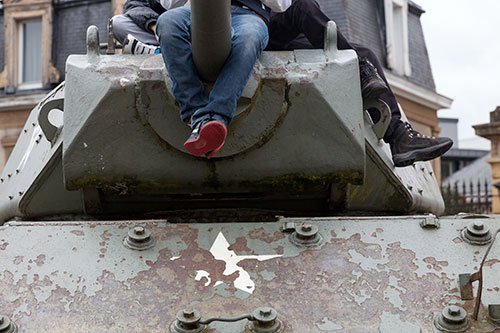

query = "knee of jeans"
[[156, 8, 190, 40], [237, 22, 269, 53]]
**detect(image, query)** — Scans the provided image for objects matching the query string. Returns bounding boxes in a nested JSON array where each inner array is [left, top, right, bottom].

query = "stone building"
[[474, 106, 500, 213], [0, 0, 451, 182]]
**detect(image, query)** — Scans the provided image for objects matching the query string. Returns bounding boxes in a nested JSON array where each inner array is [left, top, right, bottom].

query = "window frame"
[[384, 0, 412, 77], [17, 18, 43, 90]]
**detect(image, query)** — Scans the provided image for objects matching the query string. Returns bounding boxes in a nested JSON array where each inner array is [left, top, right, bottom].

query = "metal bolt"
[[23, 129, 27, 133], [183, 309, 195, 318], [18, 192, 23, 196], [259, 307, 272, 317], [123, 226, 155, 250], [0, 315, 18, 333], [15, 170, 19, 174], [473, 222, 484, 231], [7, 174, 11, 178], [448, 305, 461, 316], [1, 178, 4, 183], [435, 305, 469, 332], [408, 185, 413, 191], [462, 221, 492, 245], [134, 226, 145, 235], [8, 196, 13, 200], [301, 223, 312, 232]]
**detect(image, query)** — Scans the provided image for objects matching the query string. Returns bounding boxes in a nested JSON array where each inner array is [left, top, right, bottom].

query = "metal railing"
[[442, 180, 492, 215]]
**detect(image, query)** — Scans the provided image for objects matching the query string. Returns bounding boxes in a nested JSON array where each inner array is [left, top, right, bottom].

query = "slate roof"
[[317, 0, 436, 91]]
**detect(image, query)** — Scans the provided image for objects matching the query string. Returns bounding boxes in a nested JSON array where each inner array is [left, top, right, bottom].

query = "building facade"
[[0, 0, 451, 183]]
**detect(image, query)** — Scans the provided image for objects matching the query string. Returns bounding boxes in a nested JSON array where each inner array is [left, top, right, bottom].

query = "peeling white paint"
[[170, 256, 180, 261], [194, 270, 211, 286], [317, 317, 343, 331], [378, 311, 421, 333], [348, 249, 389, 272], [209, 232, 282, 294]]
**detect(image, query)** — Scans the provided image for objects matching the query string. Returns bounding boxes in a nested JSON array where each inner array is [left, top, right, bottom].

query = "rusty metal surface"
[[1, 215, 499, 332]]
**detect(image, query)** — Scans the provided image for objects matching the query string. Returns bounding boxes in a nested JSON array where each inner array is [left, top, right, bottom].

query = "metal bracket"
[[106, 18, 116, 55], [87, 25, 100, 65], [38, 97, 64, 145], [324, 21, 338, 59], [459, 228, 500, 320], [363, 98, 392, 140], [170, 307, 285, 333], [420, 214, 440, 229]]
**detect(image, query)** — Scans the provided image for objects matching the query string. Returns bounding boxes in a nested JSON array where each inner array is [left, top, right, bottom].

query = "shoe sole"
[[184, 121, 227, 159], [392, 140, 453, 167]]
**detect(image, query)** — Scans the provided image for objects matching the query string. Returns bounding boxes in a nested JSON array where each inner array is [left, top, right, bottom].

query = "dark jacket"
[[123, 0, 166, 33], [233, 0, 271, 22]]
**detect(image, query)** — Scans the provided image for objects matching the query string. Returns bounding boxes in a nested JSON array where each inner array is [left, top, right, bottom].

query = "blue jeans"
[[156, 6, 269, 127]]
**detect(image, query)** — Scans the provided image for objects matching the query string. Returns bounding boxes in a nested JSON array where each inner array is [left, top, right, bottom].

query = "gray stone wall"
[[53, 0, 111, 79]]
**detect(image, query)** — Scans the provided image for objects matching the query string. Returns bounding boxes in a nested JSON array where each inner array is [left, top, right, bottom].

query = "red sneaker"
[[184, 120, 227, 158]]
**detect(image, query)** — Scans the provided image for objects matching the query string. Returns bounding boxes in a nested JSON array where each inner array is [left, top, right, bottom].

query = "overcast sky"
[[415, 0, 500, 149]]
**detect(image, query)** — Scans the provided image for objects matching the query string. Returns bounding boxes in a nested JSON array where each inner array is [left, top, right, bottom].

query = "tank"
[[0, 3, 499, 332]]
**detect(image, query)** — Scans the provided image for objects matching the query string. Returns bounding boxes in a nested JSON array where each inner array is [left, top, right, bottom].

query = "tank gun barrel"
[[190, 0, 232, 82]]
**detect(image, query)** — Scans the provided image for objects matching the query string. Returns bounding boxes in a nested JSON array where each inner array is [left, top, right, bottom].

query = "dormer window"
[[384, 0, 411, 76]]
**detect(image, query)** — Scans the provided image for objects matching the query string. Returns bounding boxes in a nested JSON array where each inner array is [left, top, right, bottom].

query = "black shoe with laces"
[[390, 121, 453, 167], [359, 57, 389, 101]]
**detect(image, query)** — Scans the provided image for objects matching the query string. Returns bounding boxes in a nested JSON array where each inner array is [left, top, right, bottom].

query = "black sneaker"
[[390, 121, 453, 167], [359, 57, 389, 101]]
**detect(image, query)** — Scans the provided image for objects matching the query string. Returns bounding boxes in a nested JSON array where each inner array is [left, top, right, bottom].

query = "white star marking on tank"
[[208, 232, 282, 294]]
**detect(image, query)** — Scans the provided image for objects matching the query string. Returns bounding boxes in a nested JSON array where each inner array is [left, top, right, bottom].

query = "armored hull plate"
[[1, 215, 498, 332]]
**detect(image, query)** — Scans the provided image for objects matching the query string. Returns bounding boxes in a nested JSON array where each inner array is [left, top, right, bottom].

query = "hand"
[[184, 0, 190, 6], [149, 23, 158, 41]]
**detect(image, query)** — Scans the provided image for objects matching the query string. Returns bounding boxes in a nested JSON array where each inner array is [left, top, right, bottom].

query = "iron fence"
[[442, 180, 492, 215]]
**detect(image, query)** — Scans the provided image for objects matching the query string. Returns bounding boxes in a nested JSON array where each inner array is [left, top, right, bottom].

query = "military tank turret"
[[1, 1, 498, 331]]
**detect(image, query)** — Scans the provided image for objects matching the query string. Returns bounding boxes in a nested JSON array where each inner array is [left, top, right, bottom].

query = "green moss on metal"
[[237, 171, 363, 192]]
